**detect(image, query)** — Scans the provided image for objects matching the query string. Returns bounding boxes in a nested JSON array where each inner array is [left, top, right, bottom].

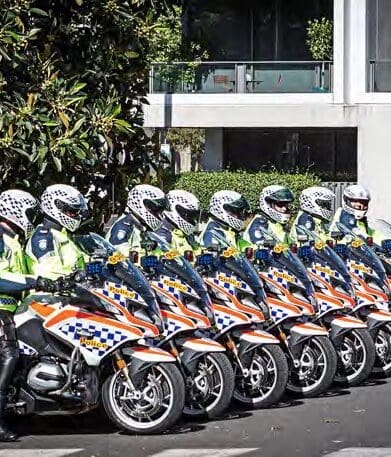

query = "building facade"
[[144, 0, 391, 219]]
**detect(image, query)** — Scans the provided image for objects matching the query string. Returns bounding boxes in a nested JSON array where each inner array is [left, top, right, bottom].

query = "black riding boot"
[[0, 394, 17, 442]]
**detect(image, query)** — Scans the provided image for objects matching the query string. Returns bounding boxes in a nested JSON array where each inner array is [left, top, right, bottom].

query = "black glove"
[[35, 277, 57, 293]]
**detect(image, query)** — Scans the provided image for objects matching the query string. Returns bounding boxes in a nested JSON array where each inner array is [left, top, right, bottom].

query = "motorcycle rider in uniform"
[[156, 189, 201, 257], [106, 184, 168, 259], [242, 185, 294, 246], [26, 184, 88, 279], [0, 190, 54, 442], [290, 186, 335, 242], [329, 184, 384, 245]]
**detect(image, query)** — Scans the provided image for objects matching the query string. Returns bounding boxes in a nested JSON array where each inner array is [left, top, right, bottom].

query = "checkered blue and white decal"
[[212, 272, 252, 295], [153, 275, 199, 299], [18, 340, 37, 356], [269, 305, 290, 323], [267, 267, 298, 288], [59, 321, 129, 357], [97, 281, 147, 307], [309, 263, 342, 281]]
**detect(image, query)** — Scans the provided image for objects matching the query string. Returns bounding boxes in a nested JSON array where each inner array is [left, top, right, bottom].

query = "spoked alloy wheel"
[[334, 329, 375, 386], [233, 344, 288, 408], [102, 363, 185, 434], [287, 336, 337, 397], [183, 353, 234, 419], [373, 324, 391, 377]]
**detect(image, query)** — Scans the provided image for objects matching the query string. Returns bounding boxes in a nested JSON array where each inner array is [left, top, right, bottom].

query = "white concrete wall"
[[202, 129, 223, 170]]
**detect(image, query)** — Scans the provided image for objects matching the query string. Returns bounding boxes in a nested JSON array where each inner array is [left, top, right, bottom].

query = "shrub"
[[172, 170, 321, 214]]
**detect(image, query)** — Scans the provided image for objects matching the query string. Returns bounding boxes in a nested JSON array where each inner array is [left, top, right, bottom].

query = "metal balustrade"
[[149, 61, 333, 94]]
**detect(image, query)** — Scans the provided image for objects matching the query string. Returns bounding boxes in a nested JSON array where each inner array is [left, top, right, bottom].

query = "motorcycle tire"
[[286, 336, 337, 397], [334, 328, 375, 386], [232, 344, 288, 408], [372, 323, 391, 377], [102, 362, 185, 434], [182, 352, 234, 419]]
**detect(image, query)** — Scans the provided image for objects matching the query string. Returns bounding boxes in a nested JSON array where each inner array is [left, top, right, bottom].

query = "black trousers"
[[0, 310, 18, 398]]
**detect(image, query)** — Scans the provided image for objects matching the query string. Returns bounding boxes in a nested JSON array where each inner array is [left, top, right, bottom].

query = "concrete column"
[[202, 128, 223, 170], [357, 106, 391, 220], [333, 0, 345, 103]]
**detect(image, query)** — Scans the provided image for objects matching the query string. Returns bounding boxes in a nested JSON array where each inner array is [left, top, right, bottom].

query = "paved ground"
[[1, 377, 391, 457]]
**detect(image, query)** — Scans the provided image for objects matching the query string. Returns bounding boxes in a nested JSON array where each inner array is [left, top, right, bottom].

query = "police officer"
[[329, 185, 384, 245], [243, 185, 294, 246], [290, 186, 335, 242], [26, 184, 88, 279], [199, 190, 251, 250], [106, 184, 168, 257], [157, 190, 201, 256], [0, 190, 53, 442]]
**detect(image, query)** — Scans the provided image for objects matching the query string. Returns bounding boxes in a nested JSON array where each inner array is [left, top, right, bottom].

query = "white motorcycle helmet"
[[343, 184, 371, 220], [0, 190, 39, 237], [41, 184, 88, 233], [209, 190, 250, 232], [260, 185, 294, 224], [299, 186, 335, 221], [127, 184, 168, 231], [165, 190, 201, 235]]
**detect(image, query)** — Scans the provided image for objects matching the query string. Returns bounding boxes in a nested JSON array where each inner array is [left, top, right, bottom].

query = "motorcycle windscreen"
[[336, 223, 388, 288], [147, 232, 213, 312], [77, 233, 162, 319]]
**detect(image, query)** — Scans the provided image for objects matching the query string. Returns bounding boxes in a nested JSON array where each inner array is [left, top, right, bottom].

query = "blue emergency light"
[[255, 249, 269, 261], [382, 239, 391, 252], [334, 244, 347, 256], [298, 245, 313, 259], [141, 255, 159, 269], [197, 253, 214, 267], [86, 262, 103, 275]]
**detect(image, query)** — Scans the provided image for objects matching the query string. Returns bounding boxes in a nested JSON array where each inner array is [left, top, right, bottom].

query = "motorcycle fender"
[[127, 346, 176, 363], [328, 316, 367, 343], [367, 310, 391, 334], [239, 329, 279, 345], [289, 323, 328, 349], [178, 337, 226, 353]]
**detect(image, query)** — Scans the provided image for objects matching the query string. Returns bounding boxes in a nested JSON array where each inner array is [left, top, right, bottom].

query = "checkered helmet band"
[[300, 186, 335, 221], [164, 189, 200, 235], [209, 190, 246, 231], [41, 184, 87, 232], [0, 190, 38, 237], [127, 184, 166, 231]]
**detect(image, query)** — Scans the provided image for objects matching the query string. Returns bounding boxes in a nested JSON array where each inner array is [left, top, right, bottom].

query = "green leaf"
[[53, 156, 62, 172], [70, 117, 85, 135], [125, 50, 139, 58], [69, 82, 87, 95], [58, 111, 69, 129], [29, 8, 49, 16]]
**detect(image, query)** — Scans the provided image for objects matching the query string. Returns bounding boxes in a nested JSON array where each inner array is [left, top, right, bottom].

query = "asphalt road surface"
[[1, 377, 391, 457]]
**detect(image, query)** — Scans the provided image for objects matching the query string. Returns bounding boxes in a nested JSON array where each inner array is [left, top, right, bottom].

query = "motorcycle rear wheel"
[[372, 324, 391, 377], [102, 363, 184, 434]]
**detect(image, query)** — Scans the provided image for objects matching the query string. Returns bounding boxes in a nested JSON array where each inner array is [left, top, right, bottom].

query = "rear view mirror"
[[330, 231, 344, 241], [297, 233, 309, 242]]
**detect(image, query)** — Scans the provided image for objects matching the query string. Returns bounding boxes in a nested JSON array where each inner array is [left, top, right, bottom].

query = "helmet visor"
[[26, 205, 41, 226], [55, 199, 88, 220], [267, 188, 294, 203], [224, 196, 251, 221], [176, 205, 201, 225], [347, 198, 369, 211], [316, 199, 332, 211], [144, 197, 169, 220]]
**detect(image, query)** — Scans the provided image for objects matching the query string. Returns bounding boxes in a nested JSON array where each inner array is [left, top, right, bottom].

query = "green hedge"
[[172, 171, 321, 214]]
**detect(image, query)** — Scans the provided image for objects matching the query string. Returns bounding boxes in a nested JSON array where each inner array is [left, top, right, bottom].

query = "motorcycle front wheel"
[[102, 363, 185, 434], [232, 344, 288, 408], [286, 336, 337, 397], [334, 328, 375, 386], [182, 352, 234, 419], [372, 324, 391, 377]]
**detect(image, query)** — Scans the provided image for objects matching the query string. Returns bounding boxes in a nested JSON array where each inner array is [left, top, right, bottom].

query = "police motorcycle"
[[330, 222, 391, 377], [8, 234, 185, 435], [127, 232, 235, 420], [293, 226, 375, 386], [192, 228, 289, 408], [368, 219, 391, 287], [244, 227, 337, 397]]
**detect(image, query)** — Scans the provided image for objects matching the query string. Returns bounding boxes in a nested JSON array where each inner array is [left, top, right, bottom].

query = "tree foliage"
[[306, 17, 333, 61], [0, 0, 173, 228]]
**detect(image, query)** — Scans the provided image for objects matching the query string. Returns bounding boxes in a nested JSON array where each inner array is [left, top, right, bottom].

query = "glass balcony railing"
[[149, 61, 333, 94], [368, 60, 391, 92]]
